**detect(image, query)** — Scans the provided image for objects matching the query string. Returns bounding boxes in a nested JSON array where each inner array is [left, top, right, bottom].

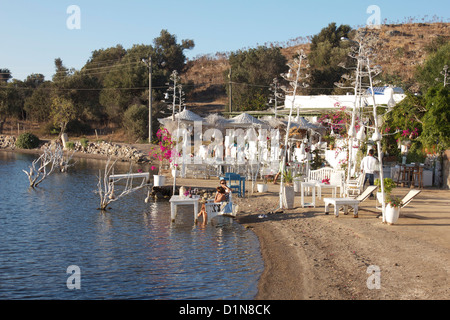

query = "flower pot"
[[376, 192, 386, 205], [385, 204, 400, 224], [293, 178, 302, 192], [257, 183, 268, 193], [282, 186, 295, 209], [153, 175, 166, 187]]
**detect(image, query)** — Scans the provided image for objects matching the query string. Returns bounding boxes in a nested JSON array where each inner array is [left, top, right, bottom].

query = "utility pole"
[[143, 57, 153, 143], [172, 71, 178, 121], [228, 68, 232, 114]]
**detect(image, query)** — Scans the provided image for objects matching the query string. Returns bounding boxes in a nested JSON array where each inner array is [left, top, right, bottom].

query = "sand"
[[4, 147, 449, 300], [171, 178, 450, 300]]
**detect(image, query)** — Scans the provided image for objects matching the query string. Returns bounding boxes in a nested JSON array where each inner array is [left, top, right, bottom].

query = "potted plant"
[[149, 128, 175, 187], [385, 195, 403, 224], [257, 175, 269, 193], [282, 170, 295, 209], [293, 173, 304, 192], [374, 178, 396, 205]]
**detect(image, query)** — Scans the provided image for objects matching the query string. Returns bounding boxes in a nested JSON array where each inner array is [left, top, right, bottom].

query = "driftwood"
[[22, 144, 75, 188], [96, 158, 151, 211]]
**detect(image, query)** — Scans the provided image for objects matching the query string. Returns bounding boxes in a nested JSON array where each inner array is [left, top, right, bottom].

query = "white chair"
[[399, 189, 422, 208], [344, 174, 365, 196]]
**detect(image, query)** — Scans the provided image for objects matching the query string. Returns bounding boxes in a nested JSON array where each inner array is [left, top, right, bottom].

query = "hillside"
[[182, 22, 449, 116]]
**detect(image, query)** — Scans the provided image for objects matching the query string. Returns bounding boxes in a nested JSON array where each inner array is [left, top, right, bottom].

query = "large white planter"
[[153, 175, 166, 187], [257, 184, 268, 193], [385, 204, 400, 224], [376, 192, 386, 205], [282, 186, 295, 209], [293, 178, 302, 192]]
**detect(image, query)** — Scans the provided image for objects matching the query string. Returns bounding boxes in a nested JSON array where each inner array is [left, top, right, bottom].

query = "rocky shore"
[[0, 135, 148, 163]]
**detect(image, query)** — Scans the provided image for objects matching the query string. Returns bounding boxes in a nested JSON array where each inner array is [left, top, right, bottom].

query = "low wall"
[[443, 150, 450, 189], [0, 135, 148, 163]]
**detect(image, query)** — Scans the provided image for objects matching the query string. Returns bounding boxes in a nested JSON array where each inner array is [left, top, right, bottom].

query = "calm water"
[[0, 152, 263, 299]]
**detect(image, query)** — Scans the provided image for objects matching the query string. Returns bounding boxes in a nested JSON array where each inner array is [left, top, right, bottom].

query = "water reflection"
[[0, 152, 263, 300]]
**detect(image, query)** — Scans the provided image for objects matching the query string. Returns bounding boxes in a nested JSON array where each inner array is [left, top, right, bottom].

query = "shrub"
[[123, 104, 148, 141], [374, 178, 397, 195], [66, 141, 75, 150], [16, 132, 40, 149], [80, 138, 89, 148]]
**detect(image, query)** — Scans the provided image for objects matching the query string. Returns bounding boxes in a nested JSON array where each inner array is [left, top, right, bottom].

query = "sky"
[[1, 0, 449, 82]]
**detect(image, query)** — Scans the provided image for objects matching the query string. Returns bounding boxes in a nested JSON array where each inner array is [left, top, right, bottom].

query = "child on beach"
[[197, 202, 207, 225]]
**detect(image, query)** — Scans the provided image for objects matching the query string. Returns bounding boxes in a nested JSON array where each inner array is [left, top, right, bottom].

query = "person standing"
[[360, 148, 379, 186]]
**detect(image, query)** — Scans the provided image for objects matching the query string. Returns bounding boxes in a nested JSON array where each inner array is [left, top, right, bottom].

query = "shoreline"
[[2, 147, 449, 300], [235, 187, 450, 300]]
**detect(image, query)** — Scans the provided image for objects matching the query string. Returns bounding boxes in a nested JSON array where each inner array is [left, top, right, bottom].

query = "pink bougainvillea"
[[149, 128, 177, 175]]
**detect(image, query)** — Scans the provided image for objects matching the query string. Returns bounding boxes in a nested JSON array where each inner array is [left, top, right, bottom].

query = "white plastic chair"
[[345, 174, 365, 196]]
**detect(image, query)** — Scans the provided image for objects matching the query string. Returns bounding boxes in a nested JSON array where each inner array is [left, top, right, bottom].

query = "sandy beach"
[[3, 147, 449, 300], [170, 177, 450, 300]]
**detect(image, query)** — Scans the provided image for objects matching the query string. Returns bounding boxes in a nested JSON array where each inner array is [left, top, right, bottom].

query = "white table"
[[323, 198, 360, 217], [301, 182, 316, 208], [169, 195, 200, 222], [315, 183, 339, 199]]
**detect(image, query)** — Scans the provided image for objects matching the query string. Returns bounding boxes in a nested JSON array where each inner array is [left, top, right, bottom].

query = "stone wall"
[[47, 140, 148, 162], [0, 135, 16, 149], [0, 135, 147, 163], [443, 150, 450, 189]]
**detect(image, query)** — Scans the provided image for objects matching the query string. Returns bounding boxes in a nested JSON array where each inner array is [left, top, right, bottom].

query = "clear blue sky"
[[1, 0, 448, 81]]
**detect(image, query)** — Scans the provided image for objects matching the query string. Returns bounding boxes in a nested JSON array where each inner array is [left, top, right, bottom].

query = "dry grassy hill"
[[182, 22, 449, 116]]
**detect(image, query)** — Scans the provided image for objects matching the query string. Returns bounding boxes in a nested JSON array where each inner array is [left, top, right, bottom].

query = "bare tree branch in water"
[[96, 157, 151, 211]]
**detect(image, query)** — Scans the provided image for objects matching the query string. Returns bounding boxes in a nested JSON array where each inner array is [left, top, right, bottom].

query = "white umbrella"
[[229, 113, 270, 128]]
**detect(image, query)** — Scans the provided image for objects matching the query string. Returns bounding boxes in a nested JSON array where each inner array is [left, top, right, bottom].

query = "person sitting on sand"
[[214, 186, 227, 203]]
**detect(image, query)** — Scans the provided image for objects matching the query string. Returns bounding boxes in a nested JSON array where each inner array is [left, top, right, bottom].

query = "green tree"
[[226, 46, 288, 111], [420, 87, 450, 152], [0, 83, 24, 133], [123, 103, 148, 141], [50, 96, 77, 135], [25, 73, 46, 88], [82, 44, 127, 84], [0, 68, 12, 83], [416, 42, 450, 92], [99, 30, 194, 125], [52, 58, 71, 82], [153, 29, 194, 73], [308, 23, 353, 95], [24, 82, 53, 122]]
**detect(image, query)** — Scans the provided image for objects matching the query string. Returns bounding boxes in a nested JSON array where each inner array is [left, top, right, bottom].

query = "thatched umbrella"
[[229, 113, 270, 128], [204, 113, 230, 128], [158, 108, 206, 133]]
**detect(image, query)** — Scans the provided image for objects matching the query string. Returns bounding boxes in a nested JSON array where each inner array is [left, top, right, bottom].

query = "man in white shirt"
[[360, 148, 379, 186]]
